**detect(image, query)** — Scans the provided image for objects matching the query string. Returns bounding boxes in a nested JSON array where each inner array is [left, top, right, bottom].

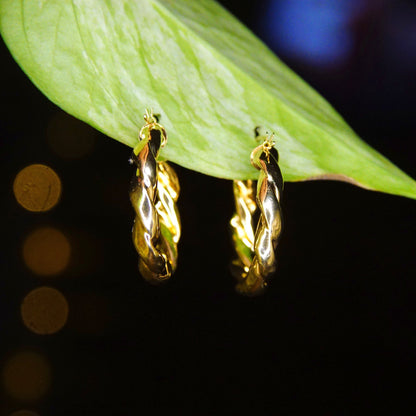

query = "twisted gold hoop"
[[230, 134, 283, 295], [129, 110, 181, 283]]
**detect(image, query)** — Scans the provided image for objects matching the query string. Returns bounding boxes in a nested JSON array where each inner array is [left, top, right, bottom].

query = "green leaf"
[[1, 0, 415, 199]]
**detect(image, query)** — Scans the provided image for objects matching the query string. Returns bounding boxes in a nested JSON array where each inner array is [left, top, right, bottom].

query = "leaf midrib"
[[152, 0, 353, 136], [150, 1, 360, 153]]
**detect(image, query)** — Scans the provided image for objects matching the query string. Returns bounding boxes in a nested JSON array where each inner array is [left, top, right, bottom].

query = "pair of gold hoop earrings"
[[129, 110, 283, 296]]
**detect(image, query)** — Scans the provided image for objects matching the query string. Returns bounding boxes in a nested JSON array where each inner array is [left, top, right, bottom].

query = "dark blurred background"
[[1, 0, 415, 414]]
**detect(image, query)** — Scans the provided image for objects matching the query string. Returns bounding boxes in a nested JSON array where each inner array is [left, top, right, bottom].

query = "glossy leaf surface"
[[1, 0, 415, 198]]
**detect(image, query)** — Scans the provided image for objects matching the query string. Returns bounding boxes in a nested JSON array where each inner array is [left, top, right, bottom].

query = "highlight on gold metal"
[[230, 130, 284, 295], [129, 110, 181, 283]]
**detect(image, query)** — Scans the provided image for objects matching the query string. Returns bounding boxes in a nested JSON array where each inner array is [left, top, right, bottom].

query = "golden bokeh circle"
[[9, 411, 39, 416], [13, 164, 61, 212], [23, 227, 71, 276], [2, 351, 51, 401], [21, 287, 69, 335]]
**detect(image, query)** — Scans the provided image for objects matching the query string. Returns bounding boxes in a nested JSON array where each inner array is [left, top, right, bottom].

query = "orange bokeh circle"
[[21, 287, 69, 335], [13, 164, 61, 212], [22, 227, 71, 276]]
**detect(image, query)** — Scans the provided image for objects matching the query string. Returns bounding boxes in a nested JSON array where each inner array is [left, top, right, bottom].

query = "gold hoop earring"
[[230, 132, 283, 295], [129, 110, 181, 283]]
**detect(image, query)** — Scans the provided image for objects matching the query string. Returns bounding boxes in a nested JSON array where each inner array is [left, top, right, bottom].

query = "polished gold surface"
[[129, 111, 180, 283], [230, 136, 283, 295]]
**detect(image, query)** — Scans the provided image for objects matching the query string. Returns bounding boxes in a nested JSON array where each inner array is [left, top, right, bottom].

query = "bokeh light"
[[261, 0, 361, 67], [9, 410, 39, 416], [2, 351, 51, 401], [21, 287, 69, 335], [22, 227, 71, 276], [47, 111, 96, 159], [13, 164, 61, 212]]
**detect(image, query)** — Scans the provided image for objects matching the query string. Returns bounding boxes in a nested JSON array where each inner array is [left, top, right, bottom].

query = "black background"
[[1, 0, 415, 414]]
